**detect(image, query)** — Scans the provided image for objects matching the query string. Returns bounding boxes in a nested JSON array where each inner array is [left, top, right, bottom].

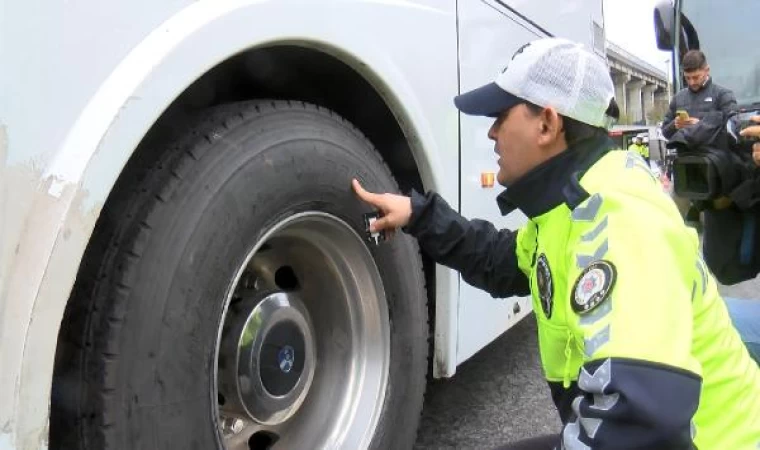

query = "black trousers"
[[493, 434, 559, 450]]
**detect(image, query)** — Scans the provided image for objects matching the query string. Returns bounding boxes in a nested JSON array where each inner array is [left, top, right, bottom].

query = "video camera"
[[671, 110, 760, 205], [668, 110, 760, 285]]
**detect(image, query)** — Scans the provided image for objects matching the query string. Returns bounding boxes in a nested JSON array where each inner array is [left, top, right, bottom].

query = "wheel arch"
[[57, 39, 442, 392], [120, 41, 442, 378]]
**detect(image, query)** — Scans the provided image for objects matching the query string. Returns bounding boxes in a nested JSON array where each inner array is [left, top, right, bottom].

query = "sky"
[[603, 0, 672, 72]]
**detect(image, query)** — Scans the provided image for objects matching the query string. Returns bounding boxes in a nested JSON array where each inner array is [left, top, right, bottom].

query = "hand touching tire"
[[352, 179, 412, 237]]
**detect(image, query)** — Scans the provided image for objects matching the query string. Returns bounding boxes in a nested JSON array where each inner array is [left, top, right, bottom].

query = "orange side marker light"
[[481, 172, 495, 188]]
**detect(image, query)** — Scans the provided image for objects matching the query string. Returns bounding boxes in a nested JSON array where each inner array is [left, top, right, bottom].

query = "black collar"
[[690, 76, 712, 93], [496, 134, 615, 219]]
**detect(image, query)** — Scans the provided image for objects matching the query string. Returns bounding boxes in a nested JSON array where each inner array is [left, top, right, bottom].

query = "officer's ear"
[[537, 106, 564, 147]]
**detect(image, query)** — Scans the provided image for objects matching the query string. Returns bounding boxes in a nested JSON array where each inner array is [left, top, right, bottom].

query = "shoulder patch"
[[536, 254, 554, 318], [572, 260, 616, 315]]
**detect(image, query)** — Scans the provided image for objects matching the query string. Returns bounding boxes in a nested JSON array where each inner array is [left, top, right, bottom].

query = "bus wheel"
[[51, 101, 429, 449]]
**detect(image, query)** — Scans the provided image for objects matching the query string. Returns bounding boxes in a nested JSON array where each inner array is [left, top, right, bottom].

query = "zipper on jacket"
[[531, 222, 540, 266]]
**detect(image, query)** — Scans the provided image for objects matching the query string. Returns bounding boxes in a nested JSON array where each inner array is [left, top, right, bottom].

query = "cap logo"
[[511, 43, 531, 60], [501, 43, 531, 73]]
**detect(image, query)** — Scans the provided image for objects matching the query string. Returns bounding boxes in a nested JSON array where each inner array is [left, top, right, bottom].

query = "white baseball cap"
[[454, 38, 618, 129]]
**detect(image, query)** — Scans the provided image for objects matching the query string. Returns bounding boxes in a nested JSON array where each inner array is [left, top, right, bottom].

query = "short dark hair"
[[524, 100, 617, 146], [682, 50, 707, 72]]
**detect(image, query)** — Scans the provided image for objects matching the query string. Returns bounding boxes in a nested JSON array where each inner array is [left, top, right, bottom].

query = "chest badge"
[[536, 254, 554, 318], [572, 260, 616, 315]]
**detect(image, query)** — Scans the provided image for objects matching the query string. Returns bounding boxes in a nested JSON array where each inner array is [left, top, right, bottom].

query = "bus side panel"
[[455, 0, 603, 366], [455, 0, 538, 366]]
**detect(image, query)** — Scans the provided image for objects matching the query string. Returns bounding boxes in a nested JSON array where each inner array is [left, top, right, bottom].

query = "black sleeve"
[[403, 190, 530, 298], [561, 358, 701, 450], [662, 96, 678, 140], [717, 86, 738, 118]]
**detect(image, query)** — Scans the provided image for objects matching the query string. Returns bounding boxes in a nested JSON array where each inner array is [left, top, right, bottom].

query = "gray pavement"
[[415, 315, 556, 449], [415, 273, 759, 449]]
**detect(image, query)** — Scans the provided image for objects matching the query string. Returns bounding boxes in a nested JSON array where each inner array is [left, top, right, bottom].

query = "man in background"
[[662, 50, 736, 140]]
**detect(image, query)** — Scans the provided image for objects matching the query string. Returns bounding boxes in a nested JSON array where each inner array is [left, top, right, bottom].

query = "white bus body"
[[1, 1, 604, 447]]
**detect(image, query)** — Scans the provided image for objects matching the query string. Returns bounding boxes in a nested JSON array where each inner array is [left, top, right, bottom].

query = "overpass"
[[607, 41, 670, 125]]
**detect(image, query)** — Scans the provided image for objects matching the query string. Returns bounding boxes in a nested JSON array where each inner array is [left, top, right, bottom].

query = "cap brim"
[[454, 82, 523, 118]]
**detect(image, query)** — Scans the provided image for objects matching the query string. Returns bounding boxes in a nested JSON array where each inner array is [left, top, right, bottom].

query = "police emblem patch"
[[536, 254, 553, 318], [572, 260, 616, 315]]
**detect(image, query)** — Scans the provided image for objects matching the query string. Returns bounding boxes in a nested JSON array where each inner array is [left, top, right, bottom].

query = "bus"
[[1, 1, 604, 448]]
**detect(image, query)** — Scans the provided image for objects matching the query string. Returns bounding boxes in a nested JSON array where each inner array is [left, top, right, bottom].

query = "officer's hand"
[[352, 179, 412, 233], [739, 116, 760, 166]]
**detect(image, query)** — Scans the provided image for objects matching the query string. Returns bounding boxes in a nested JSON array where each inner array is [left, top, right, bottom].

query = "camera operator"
[[662, 58, 760, 366], [662, 50, 737, 140], [665, 113, 759, 278], [720, 114, 760, 365]]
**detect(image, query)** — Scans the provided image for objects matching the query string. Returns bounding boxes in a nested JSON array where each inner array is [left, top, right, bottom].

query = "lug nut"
[[222, 417, 246, 435]]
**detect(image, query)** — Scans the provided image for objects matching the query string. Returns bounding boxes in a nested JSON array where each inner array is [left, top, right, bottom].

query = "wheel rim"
[[214, 212, 390, 449]]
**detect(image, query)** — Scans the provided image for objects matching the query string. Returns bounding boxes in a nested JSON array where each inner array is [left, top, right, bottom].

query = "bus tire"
[[51, 100, 429, 450]]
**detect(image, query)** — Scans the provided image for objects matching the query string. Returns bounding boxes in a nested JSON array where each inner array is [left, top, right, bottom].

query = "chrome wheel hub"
[[214, 212, 390, 449], [218, 291, 315, 425]]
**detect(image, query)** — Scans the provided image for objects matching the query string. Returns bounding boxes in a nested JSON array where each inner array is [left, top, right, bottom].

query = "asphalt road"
[[414, 315, 557, 449], [414, 268, 760, 449]]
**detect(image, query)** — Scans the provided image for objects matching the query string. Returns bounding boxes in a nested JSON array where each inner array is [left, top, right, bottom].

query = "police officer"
[[627, 135, 642, 154], [641, 135, 651, 164], [352, 38, 760, 449], [627, 135, 650, 164]]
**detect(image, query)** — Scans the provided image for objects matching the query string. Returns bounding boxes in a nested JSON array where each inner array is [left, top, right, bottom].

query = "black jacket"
[[661, 77, 736, 140]]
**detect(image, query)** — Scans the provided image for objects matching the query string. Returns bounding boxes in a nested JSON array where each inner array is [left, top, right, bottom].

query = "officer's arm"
[[560, 193, 701, 449], [661, 96, 678, 139], [404, 190, 530, 298]]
